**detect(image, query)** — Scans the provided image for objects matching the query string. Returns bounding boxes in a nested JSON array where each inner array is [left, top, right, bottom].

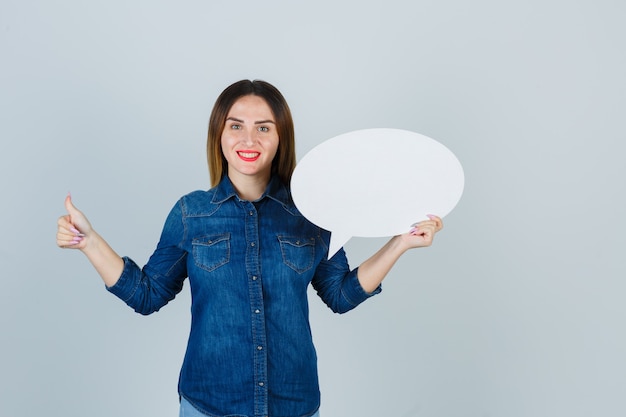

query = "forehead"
[[227, 95, 274, 118]]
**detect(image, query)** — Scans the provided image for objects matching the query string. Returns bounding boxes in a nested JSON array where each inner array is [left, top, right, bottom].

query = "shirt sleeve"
[[106, 200, 188, 315], [311, 246, 381, 314]]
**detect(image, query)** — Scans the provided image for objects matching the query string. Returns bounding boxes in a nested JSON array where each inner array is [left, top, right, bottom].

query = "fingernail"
[[70, 227, 81, 235], [410, 227, 419, 235], [410, 222, 419, 227], [72, 236, 83, 243]]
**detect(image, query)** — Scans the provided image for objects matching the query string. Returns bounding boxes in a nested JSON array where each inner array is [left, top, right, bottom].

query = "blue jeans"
[[179, 397, 320, 417]]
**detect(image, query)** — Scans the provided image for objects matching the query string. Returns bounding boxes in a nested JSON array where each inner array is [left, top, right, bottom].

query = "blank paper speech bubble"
[[291, 128, 464, 258]]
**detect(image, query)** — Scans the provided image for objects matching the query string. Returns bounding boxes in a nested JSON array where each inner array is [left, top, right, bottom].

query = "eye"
[[257, 126, 269, 132], [230, 124, 242, 130]]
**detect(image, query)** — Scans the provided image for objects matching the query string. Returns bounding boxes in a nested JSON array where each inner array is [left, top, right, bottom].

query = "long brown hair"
[[207, 80, 296, 187]]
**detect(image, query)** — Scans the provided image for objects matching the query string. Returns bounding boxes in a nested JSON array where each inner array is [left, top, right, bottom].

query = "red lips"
[[237, 150, 261, 162]]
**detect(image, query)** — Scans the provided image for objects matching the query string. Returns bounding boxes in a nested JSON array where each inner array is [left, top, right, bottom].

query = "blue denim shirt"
[[107, 176, 381, 417]]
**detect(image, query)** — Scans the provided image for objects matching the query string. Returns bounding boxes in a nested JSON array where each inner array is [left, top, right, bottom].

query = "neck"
[[228, 171, 271, 201]]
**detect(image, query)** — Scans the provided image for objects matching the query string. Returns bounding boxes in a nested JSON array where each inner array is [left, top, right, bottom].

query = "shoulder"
[[181, 189, 214, 201], [176, 188, 220, 216]]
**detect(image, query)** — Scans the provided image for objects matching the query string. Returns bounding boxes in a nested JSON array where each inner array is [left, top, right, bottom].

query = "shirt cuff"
[[105, 256, 141, 303], [342, 267, 382, 307]]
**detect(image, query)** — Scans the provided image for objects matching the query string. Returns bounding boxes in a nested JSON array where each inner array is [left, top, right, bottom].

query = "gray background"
[[1, 1, 625, 416]]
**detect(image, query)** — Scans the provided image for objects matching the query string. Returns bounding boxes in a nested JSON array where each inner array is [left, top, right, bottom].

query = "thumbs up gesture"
[[57, 193, 93, 249]]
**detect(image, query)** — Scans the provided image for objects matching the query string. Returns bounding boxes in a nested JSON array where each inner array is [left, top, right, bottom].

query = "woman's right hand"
[[57, 193, 93, 250]]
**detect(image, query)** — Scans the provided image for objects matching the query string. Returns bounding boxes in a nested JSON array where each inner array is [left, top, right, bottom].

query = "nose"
[[243, 129, 256, 146]]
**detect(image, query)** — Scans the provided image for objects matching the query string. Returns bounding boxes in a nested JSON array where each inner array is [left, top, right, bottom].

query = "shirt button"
[[249, 211, 254, 216], [251, 242, 255, 247], [258, 382, 264, 387], [257, 346, 263, 350], [252, 276, 258, 281], [255, 309, 260, 314]]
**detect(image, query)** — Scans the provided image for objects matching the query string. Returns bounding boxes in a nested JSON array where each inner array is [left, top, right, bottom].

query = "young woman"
[[57, 80, 443, 417]]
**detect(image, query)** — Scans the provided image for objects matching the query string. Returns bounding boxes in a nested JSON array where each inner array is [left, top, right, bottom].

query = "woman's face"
[[221, 95, 279, 184]]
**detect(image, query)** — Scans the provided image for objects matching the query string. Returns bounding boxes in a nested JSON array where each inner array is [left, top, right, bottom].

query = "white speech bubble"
[[291, 128, 464, 258]]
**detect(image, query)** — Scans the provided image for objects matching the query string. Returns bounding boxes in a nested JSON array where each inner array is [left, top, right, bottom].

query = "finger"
[[57, 226, 80, 239], [426, 214, 444, 231], [57, 214, 71, 228], [410, 224, 436, 238], [57, 221, 75, 238], [408, 229, 434, 247], [57, 215, 83, 237], [410, 219, 436, 227], [411, 220, 437, 231], [56, 224, 82, 240], [58, 241, 82, 249], [57, 234, 84, 248]]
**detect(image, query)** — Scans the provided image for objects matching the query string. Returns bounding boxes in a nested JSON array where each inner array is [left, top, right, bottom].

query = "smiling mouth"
[[237, 151, 260, 161]]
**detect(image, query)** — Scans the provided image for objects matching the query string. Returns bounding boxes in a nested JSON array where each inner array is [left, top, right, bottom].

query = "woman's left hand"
[[402, 214, 444, 249]]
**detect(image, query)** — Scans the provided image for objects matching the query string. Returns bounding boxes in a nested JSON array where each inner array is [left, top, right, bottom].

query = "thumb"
[[64, 192, 91, 233], [65, 192, 80, 217]]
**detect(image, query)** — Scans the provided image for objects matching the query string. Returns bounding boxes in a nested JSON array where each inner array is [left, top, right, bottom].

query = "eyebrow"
[[226, 117, 275, 124]]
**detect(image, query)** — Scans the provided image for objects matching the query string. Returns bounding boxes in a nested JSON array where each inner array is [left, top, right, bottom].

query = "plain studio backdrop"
[[1, 1, 624, 416]]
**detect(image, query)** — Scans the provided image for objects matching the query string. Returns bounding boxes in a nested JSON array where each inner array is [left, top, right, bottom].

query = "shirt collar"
[[211, 175, 293, 208]]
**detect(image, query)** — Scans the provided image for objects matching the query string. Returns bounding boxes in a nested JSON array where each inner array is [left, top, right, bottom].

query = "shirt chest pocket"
[[192, 233, 231, 272], [278, 235, 316, 274]]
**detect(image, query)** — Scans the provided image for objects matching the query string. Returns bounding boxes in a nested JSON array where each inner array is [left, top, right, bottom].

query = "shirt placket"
[[243, 200, 269, 417]]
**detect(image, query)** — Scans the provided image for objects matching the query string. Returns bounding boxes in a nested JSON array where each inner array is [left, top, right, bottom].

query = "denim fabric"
[[108, 176, 380, 417], [180, 396, 320, 417]]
